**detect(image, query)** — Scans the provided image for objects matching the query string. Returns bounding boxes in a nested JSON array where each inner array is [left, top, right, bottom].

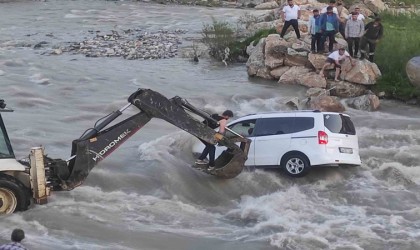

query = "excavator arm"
[[49, 89, 251, 191]]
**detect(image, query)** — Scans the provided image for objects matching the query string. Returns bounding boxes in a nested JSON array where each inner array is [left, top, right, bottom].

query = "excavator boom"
[[49, 89, 250, 191]]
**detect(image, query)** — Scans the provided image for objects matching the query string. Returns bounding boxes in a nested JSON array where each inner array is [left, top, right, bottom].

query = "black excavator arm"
[[49, 89, 251, 191]]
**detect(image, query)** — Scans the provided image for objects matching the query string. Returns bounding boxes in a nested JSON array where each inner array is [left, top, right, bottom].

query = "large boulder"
[[300, 2, 325, 11], [306, 87, 329, 98], [349, 3, 374, 17], [254, 1, 279, 9], [237, 0, 264, 7], [284, 48, 310, 67], [294, 0, 309, 4], [275, 22, 284, 34], [340, 59, 381, 85], [322, 38, 348, 52], [279, 67, 326, 88], [309, 95, 345, 112], [327, 80, 368, 98], [264, 34, 288, 69], [298, 22, 309, 33], [246, 43, 256, 56], [308, 53, 332, 70], [406, 56, 420, 88], [363, 0, 387, 14], [246, 38, 273, 79], [299, 72, 328, 88], [346, 93, 380, 111], [256, 10, 277, 23], [248, 20, 280, 34], [270, 66, 290, 79], [300, 10, 312, 21], [278, 66, 311, 85]]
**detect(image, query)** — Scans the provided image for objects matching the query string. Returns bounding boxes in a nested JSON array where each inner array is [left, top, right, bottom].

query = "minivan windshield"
[[324, 114, 356, 135]]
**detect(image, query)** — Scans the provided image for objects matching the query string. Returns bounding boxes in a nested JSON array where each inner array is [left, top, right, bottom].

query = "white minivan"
[[192, 110, 361, 177]]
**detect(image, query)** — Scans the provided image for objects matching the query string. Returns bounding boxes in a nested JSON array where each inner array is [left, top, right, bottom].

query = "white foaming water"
[[0, 1, 419, 250]]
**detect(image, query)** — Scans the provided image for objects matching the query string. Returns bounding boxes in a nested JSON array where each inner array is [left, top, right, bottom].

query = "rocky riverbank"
[[0, 28, 186, 60], [235, 0, 393, 112]]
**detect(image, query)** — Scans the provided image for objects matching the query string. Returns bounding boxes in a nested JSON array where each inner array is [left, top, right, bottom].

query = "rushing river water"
[[1, 1, 420, 250]]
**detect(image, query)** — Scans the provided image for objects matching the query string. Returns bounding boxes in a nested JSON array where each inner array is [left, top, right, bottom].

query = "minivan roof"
[[237, 110, 350, 120]]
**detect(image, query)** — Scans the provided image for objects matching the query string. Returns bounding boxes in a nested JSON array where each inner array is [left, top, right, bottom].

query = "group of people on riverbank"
[[280, 0, 384, 62]]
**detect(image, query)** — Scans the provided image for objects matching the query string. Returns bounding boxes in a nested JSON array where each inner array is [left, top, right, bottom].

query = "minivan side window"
[[292, 117, 314, 133], [254, 117, 295, 136], [324, 114, 356, 135], [227, 119, 257, 137]]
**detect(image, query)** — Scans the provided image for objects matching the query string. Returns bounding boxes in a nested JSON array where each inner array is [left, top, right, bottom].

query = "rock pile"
[[56, 29, 186, 60], [246, 34, 382, 112], [243, 0, 389, 112]]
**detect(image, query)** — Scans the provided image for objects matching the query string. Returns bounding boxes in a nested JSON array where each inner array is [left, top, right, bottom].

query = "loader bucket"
[[194, 138, 251, 179]]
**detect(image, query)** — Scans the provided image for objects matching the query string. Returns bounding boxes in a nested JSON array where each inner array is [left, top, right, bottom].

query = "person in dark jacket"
[[0, 229, 28, 250], [309, 9, 322, 53], [360, 17, 384, 62], [319, 6, 340, 53], [195, 110, 233, 170]]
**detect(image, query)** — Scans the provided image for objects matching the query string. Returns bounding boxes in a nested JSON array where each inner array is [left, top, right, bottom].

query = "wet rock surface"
[[50, 29, 186, 60]]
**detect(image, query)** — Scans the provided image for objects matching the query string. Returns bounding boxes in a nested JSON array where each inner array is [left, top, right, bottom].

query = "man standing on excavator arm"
[[196, 110, 234, 170]]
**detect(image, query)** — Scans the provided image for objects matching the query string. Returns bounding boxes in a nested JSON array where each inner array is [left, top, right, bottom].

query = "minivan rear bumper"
[[310, 152, 362, 166]]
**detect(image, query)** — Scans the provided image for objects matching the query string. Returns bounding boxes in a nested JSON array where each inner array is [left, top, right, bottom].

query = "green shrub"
[[228, 28, 277, 59], [374, 11, 420, 100], [201, 18, 236, 61], [202, 17, 277, 62]]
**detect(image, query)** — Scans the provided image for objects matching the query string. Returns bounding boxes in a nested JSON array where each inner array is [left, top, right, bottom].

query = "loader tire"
[[0, 174, 30, 214]]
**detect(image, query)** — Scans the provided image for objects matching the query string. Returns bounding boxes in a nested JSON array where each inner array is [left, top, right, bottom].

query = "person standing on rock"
[[309, 9, 322, 53], [321, 0, 338, 15], [345, 12, 364, 58], [349, 7, 365, 21], [280, 0, 301, 40], [360, 17, 383, 62], [320, 6, 339, 53], [319, 48, 355, 82]]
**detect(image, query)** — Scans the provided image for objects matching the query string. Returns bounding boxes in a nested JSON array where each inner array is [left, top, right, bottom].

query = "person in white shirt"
[[319, 48, 355, 81], [348, 7, 366, 21], [321, 0, 338, 15], [280, 0, 301, 39]]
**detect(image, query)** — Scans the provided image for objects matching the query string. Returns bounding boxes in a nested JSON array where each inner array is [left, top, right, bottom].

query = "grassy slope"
[[374, 11, 420, 100]]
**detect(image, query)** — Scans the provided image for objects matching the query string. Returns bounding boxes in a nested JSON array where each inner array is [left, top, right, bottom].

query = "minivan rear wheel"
[[281, 153, 311, 177]]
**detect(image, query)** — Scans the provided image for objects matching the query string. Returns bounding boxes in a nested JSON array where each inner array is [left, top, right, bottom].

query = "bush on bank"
[[374, 11, 420, 101], [201, 17, 276, 62]]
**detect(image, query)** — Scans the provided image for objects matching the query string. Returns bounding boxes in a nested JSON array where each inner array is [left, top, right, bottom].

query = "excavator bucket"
[[194, 137, 251, 178]]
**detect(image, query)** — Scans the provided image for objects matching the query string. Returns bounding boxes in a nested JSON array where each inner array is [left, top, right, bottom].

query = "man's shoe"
[[207, 165, 215, 171], [195, 159, 206, 164]]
